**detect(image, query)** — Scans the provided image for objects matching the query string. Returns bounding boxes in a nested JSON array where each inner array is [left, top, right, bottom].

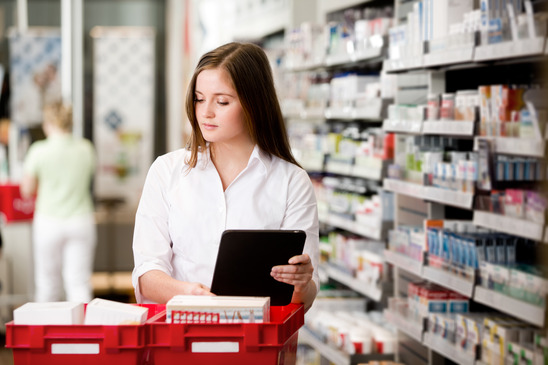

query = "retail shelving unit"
[[239, 0, 548, 364], [382, 3, 548, 362], [280, 1, 399, 363]]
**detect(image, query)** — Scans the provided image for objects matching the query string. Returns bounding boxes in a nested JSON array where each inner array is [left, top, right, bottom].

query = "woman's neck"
[[210, 141, 255, 190]]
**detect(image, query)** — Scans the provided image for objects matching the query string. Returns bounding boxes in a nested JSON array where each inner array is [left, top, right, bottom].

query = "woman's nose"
[[200, 101, 215, 119]]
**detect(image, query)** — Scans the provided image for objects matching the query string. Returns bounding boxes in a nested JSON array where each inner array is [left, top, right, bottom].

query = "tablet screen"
[[210, 229, 306, 306]]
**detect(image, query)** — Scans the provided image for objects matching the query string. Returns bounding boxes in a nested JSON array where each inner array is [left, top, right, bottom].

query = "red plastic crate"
[[5, 304, 161, 365], [0, 184, 35, 222], [146, 303, 304, 365]]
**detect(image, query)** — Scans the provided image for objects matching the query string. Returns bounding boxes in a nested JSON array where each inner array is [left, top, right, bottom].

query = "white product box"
[[84, 298, 149, 325], [14, 302, 85, 325], [166, 295, 270, 323], [432, 0, 475, 40]]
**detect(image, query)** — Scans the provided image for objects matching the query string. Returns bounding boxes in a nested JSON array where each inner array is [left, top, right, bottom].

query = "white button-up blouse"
[[131, 145, 320, 303]]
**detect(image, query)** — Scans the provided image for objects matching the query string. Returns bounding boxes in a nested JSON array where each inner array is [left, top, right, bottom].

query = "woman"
[[132, 42, 319, 310], [21, 101, 97, 303]]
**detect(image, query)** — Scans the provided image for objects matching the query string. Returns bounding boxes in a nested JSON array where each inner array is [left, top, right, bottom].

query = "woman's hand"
[[181, 282, 215, 296], [270, 254, 313, 292]]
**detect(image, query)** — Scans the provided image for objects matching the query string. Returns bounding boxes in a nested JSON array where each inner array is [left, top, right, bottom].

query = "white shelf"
[[351, 165, 383, 180], [297, 150, 324, 172], [383, 179, 474, 209], [474, 286, 545, 327], [384, 250, 423, 277], [422, 266, 475, 298], [422, 121, 475, 136], [383, 179, 426, 199], [474, 37, 546, 62], [423, 45, 475, 68], [325, 106, 383, 121], [325, 47, 385, 67], [423, 332, 478, 365], [382, 119, 423, 133], [383, 57, 424, 73], [323, 213, 385, 241], [318, 0, 376, 17], [474, 136, 546, 158], [326, 264, 383, 301], [384, 309, 424, 342], [299, 327, 350, 365], [299, 326, 394, 365], [424, 186, 474, 210], [352, 156, 385, 180], [473, 211, 544, 241], [231, 6, 289, 40], [325, 160, 353, 175]]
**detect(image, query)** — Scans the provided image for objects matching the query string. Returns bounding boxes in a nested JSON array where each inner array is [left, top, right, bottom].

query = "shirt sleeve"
[[131, 156, 175, 303], [281, 168, 320, 295]]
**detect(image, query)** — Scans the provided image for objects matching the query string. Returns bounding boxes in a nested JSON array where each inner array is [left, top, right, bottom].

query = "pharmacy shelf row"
[[383, 36, 546, 73], [286, 46, 385, 72], [385, 310, 472, 364], [320, 212, 390, 242], [383, 120, 475, 137], [384, 249, 546, 327], [298, 326, 395, 365], [384, 179, 546, 241], [386, 309, 532, 365], [298, 152, 389, 181], [284, 102, 390, 122], [383, 120, 546, 158], [383, 178, 474, 210]]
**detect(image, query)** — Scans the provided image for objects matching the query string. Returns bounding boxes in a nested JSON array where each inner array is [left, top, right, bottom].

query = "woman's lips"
[[202, 123, 218, 130]]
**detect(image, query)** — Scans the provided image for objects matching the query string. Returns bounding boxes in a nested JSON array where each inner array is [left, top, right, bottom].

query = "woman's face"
[[194, 68, 250, 146]]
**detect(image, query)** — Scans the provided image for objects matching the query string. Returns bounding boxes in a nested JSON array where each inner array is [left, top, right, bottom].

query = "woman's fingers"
[[271, 254, 313, 287]]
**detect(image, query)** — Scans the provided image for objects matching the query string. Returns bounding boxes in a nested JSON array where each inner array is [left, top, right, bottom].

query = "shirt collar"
[[248, 145, 271, 174], [191, 144, 271, 173]]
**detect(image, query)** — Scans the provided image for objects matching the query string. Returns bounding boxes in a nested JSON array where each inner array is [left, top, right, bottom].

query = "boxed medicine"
[[14, 302, 85, 325]]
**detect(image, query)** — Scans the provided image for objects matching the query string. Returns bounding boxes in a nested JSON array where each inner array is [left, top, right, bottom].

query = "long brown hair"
[[185, 42, 300, 168]]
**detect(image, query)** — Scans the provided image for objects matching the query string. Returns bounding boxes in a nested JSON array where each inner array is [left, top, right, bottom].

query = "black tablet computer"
[[210, 229, 306, 306]]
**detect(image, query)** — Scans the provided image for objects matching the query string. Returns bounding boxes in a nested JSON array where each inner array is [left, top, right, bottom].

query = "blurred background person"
[[21, 101, 97, 302]]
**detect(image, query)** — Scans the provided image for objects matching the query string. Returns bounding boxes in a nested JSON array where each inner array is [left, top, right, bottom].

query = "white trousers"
[[32, 213, 97, 302]]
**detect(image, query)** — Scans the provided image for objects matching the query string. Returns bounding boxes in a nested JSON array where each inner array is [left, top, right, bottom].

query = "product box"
[[447, 292, 469, 313], [84, 298, 149, 325], [166, 295, 270, 323], [418, 283, 449, 316], [7, 303, 160, 365], [14, 302, 85, 325]]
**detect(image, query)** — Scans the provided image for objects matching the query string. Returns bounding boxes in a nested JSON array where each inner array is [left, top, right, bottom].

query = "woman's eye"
[[194, 98, 204, 103], [217, 101, 228, 106]]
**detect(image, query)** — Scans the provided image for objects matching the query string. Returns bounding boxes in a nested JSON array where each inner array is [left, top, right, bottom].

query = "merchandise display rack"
[[383, 36, 548, 73], [383, 309, 424, 343], [268, 0, 547, 364], [298, 326, 395, 365], [383, 178, 475, 210], [474, 286, 546, 327], [320, 213, 389, 242], [473, 210, 545, 241], [473, 136, 546, 158], [422, 332, 477, 365], [325, 263, 384, 302]]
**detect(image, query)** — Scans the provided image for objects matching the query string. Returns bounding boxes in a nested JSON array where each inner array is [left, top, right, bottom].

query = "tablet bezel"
[[210, 229, 306, 306]]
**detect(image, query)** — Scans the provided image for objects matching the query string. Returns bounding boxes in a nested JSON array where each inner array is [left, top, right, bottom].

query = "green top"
[[23, 134, 96, 218]]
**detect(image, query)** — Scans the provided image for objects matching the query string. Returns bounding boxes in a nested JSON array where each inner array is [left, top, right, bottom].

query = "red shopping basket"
[[146, 303, 304, 365], [5, 304, 161, 365], [0, 184, 35, 222]]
